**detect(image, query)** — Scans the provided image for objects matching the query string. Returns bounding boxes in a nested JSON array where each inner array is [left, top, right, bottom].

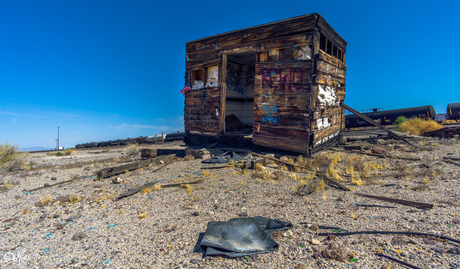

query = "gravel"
[[0, 138, 460, 268]]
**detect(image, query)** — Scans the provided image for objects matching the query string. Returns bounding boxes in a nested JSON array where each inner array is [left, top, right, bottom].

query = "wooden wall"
[[253, 61, 313, 154], [184, 13, 347, 155]]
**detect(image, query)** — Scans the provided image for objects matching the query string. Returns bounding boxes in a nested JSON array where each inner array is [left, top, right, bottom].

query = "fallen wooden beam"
[[96, 154, 175, 179], [118, 180, 158, 199], [357, 193, 433, 209], [341, 103, 423, 150], [443, 159, 460, 167], [26, 178, 78, 192], [160, 179, 203, 188]]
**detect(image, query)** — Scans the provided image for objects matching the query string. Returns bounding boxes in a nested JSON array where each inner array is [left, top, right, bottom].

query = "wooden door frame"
[[219, 53, 227, 135]]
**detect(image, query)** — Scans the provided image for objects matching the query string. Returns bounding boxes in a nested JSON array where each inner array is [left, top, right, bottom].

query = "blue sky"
[[1, 0, 459, 148]]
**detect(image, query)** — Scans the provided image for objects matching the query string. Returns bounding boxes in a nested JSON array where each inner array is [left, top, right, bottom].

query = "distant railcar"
[[447, 102, 460, 120], [345, 105, 436, 128], [74, 132, 186, 148]]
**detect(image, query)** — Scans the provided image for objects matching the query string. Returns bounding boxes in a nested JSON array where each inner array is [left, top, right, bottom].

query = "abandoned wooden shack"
[[184, 13, 347, 155]]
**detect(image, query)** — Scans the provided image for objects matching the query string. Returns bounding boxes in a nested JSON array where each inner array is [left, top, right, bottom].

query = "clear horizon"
[[1, 0, 459, 148]]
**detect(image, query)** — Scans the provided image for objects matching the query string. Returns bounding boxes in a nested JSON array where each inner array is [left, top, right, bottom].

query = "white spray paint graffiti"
[[314, 131, 340, 146], [205, 66, 219, 88], [317, 85, 339, 109]]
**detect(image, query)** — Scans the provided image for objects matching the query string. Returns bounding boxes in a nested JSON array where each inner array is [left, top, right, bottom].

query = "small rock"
[[423, 238, 436, 245], [375, 139, 386, 145], [294, 264, 306, 269], [433, 247, 447, 253], [190, 259, 200, 264], [312, 252, 322, 259], [94, 185, 102, 188], [400, 252, 407, 257], [57, 224, 64, 229], [391, 237, 408, 246], [183, 204, 193, 209], [371, 147, 388, 155], [409, 238, 419, 245], [305, 246, 314, 252], [453, 219, 460, 225], [112, 177, 124, 184], [448, 248, 460, 254], [71, 232, 88, 241], [51, 177, 57, 181], [44, 183, 50, 187], [53, 214, 60, 219], [239, 211, 248, 217], [311, 239, 320, 245], [310, 224, 319, 231], [192, 211, 200, 216]]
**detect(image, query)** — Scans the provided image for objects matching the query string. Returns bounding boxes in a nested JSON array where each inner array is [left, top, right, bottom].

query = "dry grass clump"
[[273, 171, 287, 180], [306, 153, 329, 170], [181, 183, 193, 195], [38, 194, 54, 206], [184, 155, 195, 161], [138, 213, 147, 219], [57, 194, 82, 203], [63, 148, 74, 156], [321, 244, 350, 262], [0, 143, 23, 174], [398, 118, 442, 135], [124, 143, 139, 157], [252, 171, 272, 181], [254, 163, 264, 171], [442, 119, 460, 124]]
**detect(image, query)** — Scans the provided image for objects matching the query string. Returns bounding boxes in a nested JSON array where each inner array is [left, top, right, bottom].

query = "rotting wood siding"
[[184, 13, 347, 154]]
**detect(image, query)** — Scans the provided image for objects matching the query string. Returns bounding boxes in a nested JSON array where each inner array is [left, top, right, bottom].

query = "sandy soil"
[[1, 137, 460, 269]]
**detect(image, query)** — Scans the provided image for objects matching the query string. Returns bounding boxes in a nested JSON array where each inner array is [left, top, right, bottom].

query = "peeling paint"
[[316, 117, 331, 130], [294, 46, 311, 60], [317, 85, 338, 109], [206, 66, 219, 87], [192, 80, 204, 90], [314, 131, 339, 146]]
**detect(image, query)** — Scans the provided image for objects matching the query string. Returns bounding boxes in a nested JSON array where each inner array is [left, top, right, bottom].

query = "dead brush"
[[306, 153, 329, 170], [252, 171, 272, 180], [184, 155, 195, 161], [37, 193, 54, 206], [57, 194, 82, 204], [0, 143, 24, 174], [254, 163, 264, 172], [124, 143, 139, 157], [273, 171, 287, 180]]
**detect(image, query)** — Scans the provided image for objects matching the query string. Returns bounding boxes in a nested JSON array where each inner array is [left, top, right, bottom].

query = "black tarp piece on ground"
[[198, 216, 293, 257], [201, 150, 247, 164]]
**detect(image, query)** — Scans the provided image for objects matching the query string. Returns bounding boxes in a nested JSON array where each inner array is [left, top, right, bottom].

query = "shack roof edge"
[[186, 13, 319, 45]]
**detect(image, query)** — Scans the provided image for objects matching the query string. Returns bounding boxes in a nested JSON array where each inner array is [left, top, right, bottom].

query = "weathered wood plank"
[[317, 50, 346, 70], [253, 133, 309, 154], [96, 154, 176, 179], [316, 15, 347, 51]]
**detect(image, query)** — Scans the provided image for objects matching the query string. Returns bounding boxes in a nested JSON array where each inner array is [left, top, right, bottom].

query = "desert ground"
[[1, 133, 460, 269]]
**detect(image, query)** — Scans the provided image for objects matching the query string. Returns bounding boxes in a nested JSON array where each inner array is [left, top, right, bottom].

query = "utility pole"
[[56, 126, 59, 150]]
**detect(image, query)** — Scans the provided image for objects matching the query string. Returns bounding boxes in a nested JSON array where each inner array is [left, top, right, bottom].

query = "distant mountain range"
[[19, 147, 53, 152]]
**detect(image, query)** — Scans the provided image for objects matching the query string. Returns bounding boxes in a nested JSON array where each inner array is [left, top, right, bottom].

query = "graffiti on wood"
[[262, 106, 278, 123], [259, 67, 304, 92]]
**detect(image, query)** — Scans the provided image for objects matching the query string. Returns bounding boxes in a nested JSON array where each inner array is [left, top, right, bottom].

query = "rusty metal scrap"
[[357, 193, 434, 209]]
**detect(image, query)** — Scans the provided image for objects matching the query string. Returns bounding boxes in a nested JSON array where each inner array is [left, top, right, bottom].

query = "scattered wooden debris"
[[443, 159, 460, 167], [334, 148, 421, 161], [357, 193, 434, 209], [96, 154, 175, 179], [118, 181, 158, 199], [185, 148, 211, 159], [26, 177, 79, 192], [407, 159, 442, 168], [201, 165, 231, 169], [141, 149, 185, 158]]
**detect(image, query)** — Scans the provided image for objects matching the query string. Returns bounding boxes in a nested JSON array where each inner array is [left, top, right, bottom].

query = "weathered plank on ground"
[[96, 154, 175, 179]]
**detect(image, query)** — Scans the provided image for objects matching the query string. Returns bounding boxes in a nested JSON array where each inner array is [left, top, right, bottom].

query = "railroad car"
[[345, 105, 435, 128]]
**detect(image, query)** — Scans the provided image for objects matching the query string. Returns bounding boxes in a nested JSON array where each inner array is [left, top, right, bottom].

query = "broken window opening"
[[192, 69, 205, 90]]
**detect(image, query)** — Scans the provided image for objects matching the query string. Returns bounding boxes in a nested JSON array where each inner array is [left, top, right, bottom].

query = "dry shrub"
[[184, 155, 195, 161], [306, 153, 329, 170], [0, 143, 23, 174], [398, 118, 442, 135], [181, 183, 193, 194], [138, 213, 147, 219], [351, 172, 365, 186], [38, 194, 54, 206], [252, 171, 272, 180], [124, 143, 139, 157], [57, 194, 81, 203], [63, 148, 74, 156], [254, 163, 264, 171], [442, 119, 460, 124]]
